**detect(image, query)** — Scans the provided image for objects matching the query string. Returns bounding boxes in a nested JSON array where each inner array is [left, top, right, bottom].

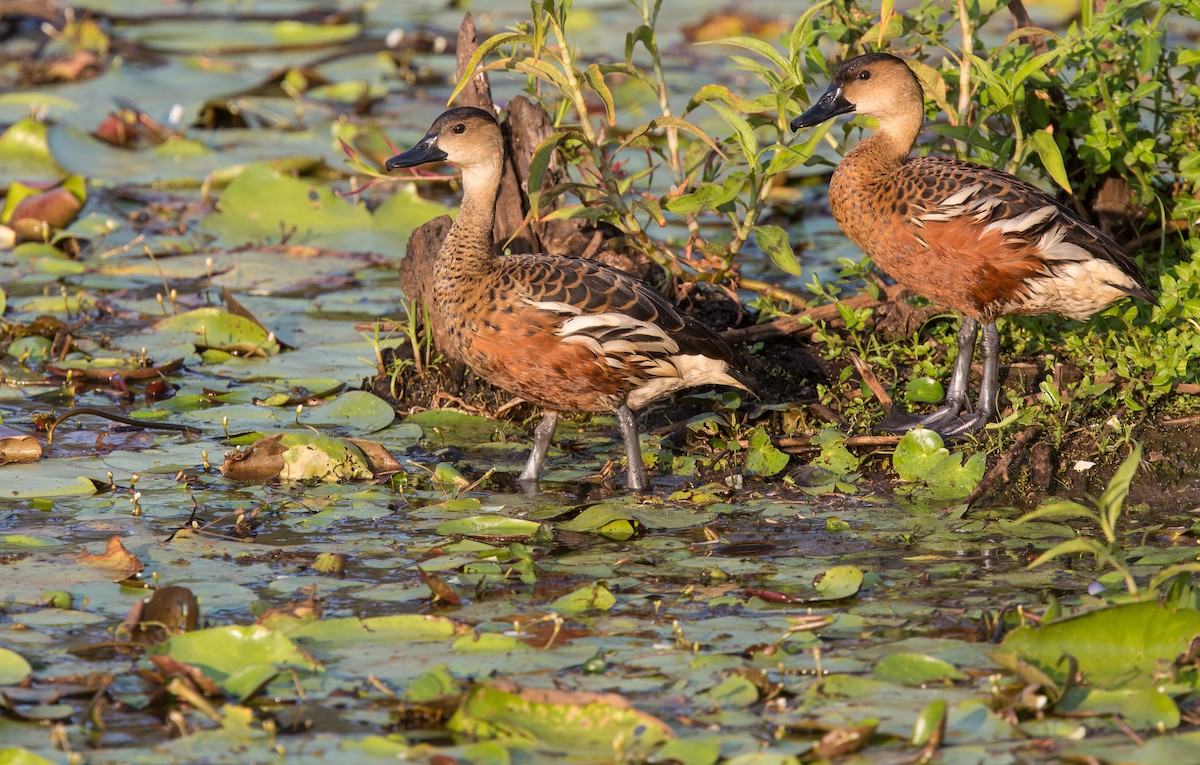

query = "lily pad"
[[744, 425, 788, 476], [0, 648, 32, 686], [550, 583, 615, 617], [156, 624, 320, 701], [405, 409, 512, 444], [0, 118, 64, 182], [0, 748, 56, 765], [993, 601, 1200, 689], [299, 390, 395, 435], [435, 516, 546, 539], [152, 307, 280, 357], [813, 564, 864, 600], [448, 681, 673, 754], [0, 465, 97, 499], [893, 428, 985, 498], [221, 432, 373, 483], [873, 653, 966, 686]]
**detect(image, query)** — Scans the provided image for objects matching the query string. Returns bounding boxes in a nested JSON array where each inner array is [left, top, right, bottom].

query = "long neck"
[[441, 159, 502, 270], [868, 100, 923, 164]]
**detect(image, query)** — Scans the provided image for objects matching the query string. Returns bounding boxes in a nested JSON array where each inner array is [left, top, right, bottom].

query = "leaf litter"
[[1, 2, 1199, 764]]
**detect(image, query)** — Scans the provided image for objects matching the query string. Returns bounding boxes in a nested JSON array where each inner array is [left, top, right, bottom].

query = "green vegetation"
[[452, 0, 1199, 450], [3, 1, 1200, 763]]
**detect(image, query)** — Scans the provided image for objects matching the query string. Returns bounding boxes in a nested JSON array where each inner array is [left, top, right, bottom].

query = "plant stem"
[[737, 277, 809, 309], [955, 0, 973, 157]]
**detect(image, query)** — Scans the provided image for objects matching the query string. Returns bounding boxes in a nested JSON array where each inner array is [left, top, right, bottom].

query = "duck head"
[[385, 107, 504, 172], [790, 52, 923, 131]]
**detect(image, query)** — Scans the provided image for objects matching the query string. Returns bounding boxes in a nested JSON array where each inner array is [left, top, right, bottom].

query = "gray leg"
[[518, 411, 558, 489], [877, 317, 978, 433], [940, 321, 999, 437], [616, 404, 649, 493]]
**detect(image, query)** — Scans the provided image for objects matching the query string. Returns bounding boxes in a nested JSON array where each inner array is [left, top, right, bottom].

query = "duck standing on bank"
[[386, 107, 753, 491], [790, 53, 1154, 436]]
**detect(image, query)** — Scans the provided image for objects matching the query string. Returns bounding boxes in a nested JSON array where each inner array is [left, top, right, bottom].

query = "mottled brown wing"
[[498, 253, 751, 382], [902, 156, 1152, 301]]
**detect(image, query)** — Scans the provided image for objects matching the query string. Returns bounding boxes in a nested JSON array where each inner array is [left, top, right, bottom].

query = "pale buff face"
[[426, 110, 505, 171], [836, 56, 924, 124]]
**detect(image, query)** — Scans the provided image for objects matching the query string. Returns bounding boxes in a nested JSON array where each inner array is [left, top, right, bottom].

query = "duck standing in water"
[[386, 107, 753, 491], [790, 53, 1153, 436]]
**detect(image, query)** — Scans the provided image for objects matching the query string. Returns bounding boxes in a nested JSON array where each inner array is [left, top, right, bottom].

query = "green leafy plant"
[[892, 428, 985, 499], [450, 0, 825, 294], [770, 0, 1200, 439], [1016, 443, 1142, 595]]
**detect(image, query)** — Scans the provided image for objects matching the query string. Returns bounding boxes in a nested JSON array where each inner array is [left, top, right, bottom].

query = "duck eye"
[[452, 123, 466, 134], [857, 70, 871, 81]]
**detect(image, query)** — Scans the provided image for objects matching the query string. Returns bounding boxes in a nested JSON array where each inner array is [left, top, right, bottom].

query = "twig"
[[735, 277, 809, 310], [47, 408, 199, 445], [964, 425, 1043, 505], [848, 351, 894, 411], [721, 284, 906, 344]]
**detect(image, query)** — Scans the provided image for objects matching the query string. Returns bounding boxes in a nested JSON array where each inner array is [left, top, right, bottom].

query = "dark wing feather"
[[903, 156, 1152, 301], [498, 253, 752, 384]]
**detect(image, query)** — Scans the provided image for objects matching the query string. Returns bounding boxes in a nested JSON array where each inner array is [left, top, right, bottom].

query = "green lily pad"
[[299, 390, 395, 435], [200, 164, 373, 249], [550, 584, 615, 617], [994, 601, 1200, 690], [702, 675, 760, 708], [436, 516, 545, 539], [0, 648, 32, 685], [7, 337, 51, 365], [152, 307, 280, 357], [744, 425, 788, 477], [811, 428, 860, 476], [813, 564, 864, 600], [1057, 686, 1180, 729], [406, 664, 463, 702], [0, 118, 64, 182], [547, 502, 713, 532], [0, 466, 97, 499], [448, 681, 673, 754], [0, 748, 56, 765], [404, 409, 511, 444], [288, 614, 458, 646], [904, 377, 945, 404], [157, 624, 320, 700], [873, 653, 966, 685], [893, 428, 985, 498]]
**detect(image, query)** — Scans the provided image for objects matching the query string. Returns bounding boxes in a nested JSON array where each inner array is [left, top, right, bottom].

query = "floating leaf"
[[0, 648, 32, 685], [874, 653, 966, 685], [811, 428, 859, 476], [813, 564, 864, 600], [893, 428, 985, 498], [298, 390, 394, 435], [744, 425, 788, 476], [436, 516, 545, 540], [0, 748, 56, 765], [1057, 686, 1179, 730], [994, 601, 1200, 690], [157, 625, 320, 701], [221, 432, 372, 483], [551, 584, 615, 617], [448, 680, 673, 754], [152, 307, 280, 357], [77, 536, 144, 579], [0, 118, 64, 181], [904, 377, 944, 404]]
